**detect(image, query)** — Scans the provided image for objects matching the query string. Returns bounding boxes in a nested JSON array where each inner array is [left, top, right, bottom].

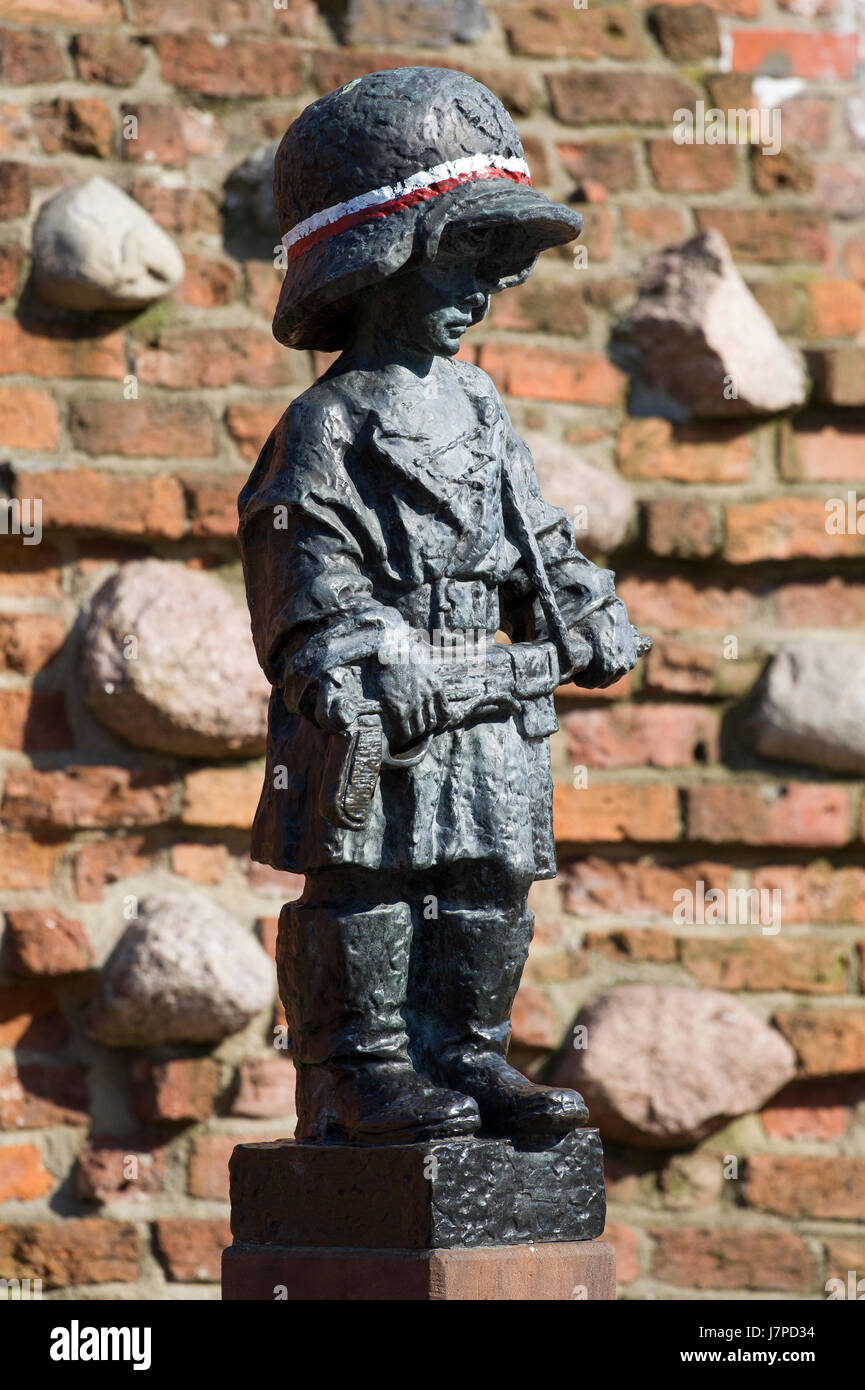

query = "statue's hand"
[[375, 654, 450, 751], [572, 597, 638, 690]]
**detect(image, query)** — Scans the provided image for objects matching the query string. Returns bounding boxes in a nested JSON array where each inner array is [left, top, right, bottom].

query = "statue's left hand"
[[572, 597, 639, 690]]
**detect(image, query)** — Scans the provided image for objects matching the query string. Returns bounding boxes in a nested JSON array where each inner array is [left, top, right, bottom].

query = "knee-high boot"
[[406, 903, 588, 1137], [276, 897, 480, 1144]]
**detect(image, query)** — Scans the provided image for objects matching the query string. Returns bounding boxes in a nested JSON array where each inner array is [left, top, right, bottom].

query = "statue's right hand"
[[375, 656, 450, 752]]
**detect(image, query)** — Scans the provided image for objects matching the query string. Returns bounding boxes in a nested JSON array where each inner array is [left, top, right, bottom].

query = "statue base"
[[222, 1129, 613, 1301], [222, 1237, 615, 1301]]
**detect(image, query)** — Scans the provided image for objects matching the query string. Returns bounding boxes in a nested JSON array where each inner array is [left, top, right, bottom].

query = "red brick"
[[824, 1238, 865, 1283], [501, 4, 645, 60], [602, 1219, 640, 1283], [814, 161, 865, 220], [779, 98, 833, 152], [780, 416, 865, 482], [616, 417, 752, 484], [170, 842, 228, 884], [3, 0, 122, 19], [617, 574, 762, 631], [120, 101, 185, 167], [69, 400, 216, 458], [0, 1219, 139, 1287], [155, 1218, 230, 1282], [809, 347, 865, 407], [128, 0, 263, 24], [0, 162, 31, 220], [652, 1227, 811, 1291], [746, 1154, 865, 1219], [478, 344, 625, 406], [646, 500, 721, 559], [130, 180, 219, 235], [843, 235, 865, 285], [584, 928, 676, 963], [775, 1009, 865, 1076], [0, 242, 24, 299], [621, 206, 690, 250], [0, 833, 61, 890], [805, 280, 863, 339], [226, 403, 282, 462], [0, 689, 73, 751], [181, 768, 261, 829], [154, 35, 305, 98], [33, 97, 112, 158], [761, 1082, 850, 1141], [0, 1143, 53, 1202], [562, 857, 733, 920], [750, 280, 805, 334], [73, 33, 144, 85], [3, 910, 93, 977], [73, 835, 154, 901], [0, 986, 68, 1048], [553, 782, 680, 843], [645, 637, 760, 698], [725, 498, 865, 563], [547, 71, 697, 126], [0, 385, 58, 447], [753, 863, 865, 925], [649, 4, 720, 61], [0, 28, 65, 84], [188, 1132, 282, 1200], [562, 704, 719, 769], [731, 30, 858, 80], [696, 208, 829, 263], [2, 766, 176, 830], [682, 936, 848, 994], [776, 577, 865, 629], [230, 1057, 296, 1119], [0, 543, 62, 597], [134, 328, 290, 390], [0, 613, 65, 673], [648, 140, 735, 193], [15, 467, 186, 538], [510, 985, 558, 1048], [556, 142, 638, 195], [76, 1136, 165, 1200], [131, 1058, 222, 1124], [0, 1063, 88, 1130], [173, 253, 239, 308], [751, 144, 814, 196], [488, 278, 589, 337], [686, 784, 851, 847]]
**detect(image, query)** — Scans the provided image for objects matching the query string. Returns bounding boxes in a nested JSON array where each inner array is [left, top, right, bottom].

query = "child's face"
[[353, 225, 506, 360]]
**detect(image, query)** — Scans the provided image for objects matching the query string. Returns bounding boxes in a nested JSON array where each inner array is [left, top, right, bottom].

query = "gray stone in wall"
[[31, 177, 184, 311], [747, 640, 865, 774], [87, 890, 275, 1047], [225, 141, 279, 239], [554, 984, 796, 1148], [81, 559, 270, 758], [520, 430, 635, 552], [615, 230, 808, 420], [323, 0, 488, 48]]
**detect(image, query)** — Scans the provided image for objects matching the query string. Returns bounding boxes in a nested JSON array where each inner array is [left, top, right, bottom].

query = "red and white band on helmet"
[[280, 153, 532, 265]]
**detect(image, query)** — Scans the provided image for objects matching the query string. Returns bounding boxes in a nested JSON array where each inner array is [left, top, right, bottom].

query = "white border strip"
[[281, 153, 531, 252]]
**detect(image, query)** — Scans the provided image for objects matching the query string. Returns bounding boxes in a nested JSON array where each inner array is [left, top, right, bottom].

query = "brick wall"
[[1, 0, 864, 1300]]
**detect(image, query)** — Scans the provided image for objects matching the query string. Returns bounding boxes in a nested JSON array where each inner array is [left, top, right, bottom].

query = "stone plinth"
[[228, 1129, 605, 1250]]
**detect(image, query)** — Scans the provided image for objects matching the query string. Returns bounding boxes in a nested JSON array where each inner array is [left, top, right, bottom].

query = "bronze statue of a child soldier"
[[238, 68, 645, 1146]]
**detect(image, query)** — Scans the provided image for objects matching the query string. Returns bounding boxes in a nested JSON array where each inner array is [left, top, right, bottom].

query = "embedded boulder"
[[87, 890, 275, 1047], [747, 640, 865, 774], [81, 559, 269, 758], [31, 177, 184, 311], [521, 430, 635, 551], [555, 984, 796, 1147], [615, 230, 807, 419]]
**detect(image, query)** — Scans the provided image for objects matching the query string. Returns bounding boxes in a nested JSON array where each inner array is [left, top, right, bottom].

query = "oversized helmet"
[[271, 66, 583, 350]]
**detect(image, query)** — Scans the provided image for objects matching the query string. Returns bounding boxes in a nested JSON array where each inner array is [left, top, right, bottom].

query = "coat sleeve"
[[237, 398, 412, 721], [498, 411, 617, 641]]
